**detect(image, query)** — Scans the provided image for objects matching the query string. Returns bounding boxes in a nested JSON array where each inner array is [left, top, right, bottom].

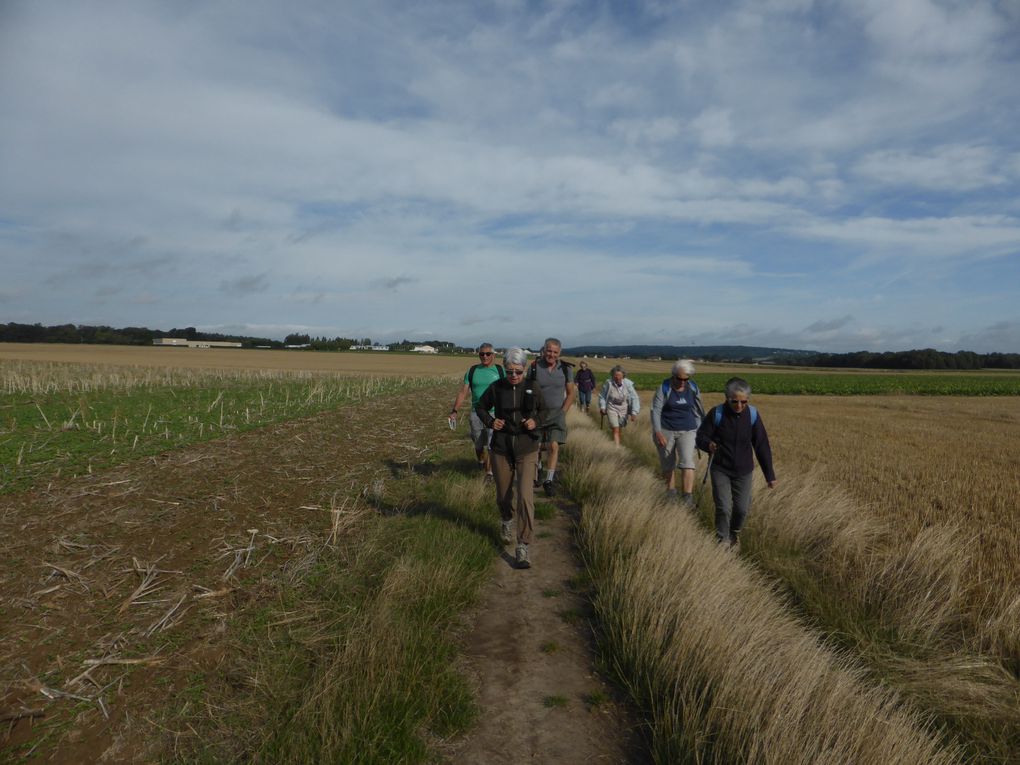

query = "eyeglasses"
[[506, 369, 525, 377], [479, 352, 493, 357], [677, 376, 690, 382], [728, 399, 749, 406]]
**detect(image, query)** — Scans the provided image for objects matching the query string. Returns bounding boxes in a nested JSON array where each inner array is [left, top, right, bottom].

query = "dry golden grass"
[[613, 391, 1020, 758], [562, 412, 957, 764]]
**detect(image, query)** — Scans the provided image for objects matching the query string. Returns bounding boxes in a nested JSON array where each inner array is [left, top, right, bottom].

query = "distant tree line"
[[0, 322, 283, 349], [773, 348, 1020, 370]]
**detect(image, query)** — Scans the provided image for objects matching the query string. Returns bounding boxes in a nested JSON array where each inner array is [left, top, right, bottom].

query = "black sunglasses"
[[505, 369, 525, 377], [728, 399, 749, 406], [479, 351, 493, 357]]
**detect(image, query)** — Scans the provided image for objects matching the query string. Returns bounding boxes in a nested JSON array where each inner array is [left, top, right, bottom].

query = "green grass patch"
[[541, 588, 562, 598], [0, 373, 440, 493], [627, 371, 1020, 395], [163, 448, 500, 764], [582, 689, 609, 709], [543, 695, 569, 709], [534, 503, 556, 520], [539, 641, 560, 654]]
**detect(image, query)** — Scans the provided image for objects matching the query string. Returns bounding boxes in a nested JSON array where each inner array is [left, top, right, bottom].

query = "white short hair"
[[504, 347, 529, 368], [672, 359, 696, 377]]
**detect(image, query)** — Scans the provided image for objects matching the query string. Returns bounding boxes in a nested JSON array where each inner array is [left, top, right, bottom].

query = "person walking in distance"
[[651, 359, 705, 506], [448, 343, 504, 479], [529, 338, 575, 497], [574, 361, 597, 413], [695, 377, 777, 549], [598, 365, 640, 446], [475, 347, 547, 568]]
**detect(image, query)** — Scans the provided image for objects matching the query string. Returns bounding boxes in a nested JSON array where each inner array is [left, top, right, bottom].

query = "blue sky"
[[2, 0, 1019, 352]]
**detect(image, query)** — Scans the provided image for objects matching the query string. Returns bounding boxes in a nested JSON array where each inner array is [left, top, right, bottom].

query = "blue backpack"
[[713, 403, 758, 426]]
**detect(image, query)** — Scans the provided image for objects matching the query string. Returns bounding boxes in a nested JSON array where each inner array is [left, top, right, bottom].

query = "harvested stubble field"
[[4, 344, 1020, 763], [609, 390, 1020, 761]]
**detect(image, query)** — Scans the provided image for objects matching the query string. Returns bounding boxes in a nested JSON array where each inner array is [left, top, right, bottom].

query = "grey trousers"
[[710, 469, 754, 545]]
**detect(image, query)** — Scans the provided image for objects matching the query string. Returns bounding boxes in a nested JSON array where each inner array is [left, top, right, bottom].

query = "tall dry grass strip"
[[562, 412, 958, 765], [614, 398, 1020, 756]]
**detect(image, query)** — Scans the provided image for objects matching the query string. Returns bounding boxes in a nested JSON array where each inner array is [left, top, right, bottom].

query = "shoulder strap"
[[661, 379, 671, 398], [689, 379, 700, 395], [496, 364, 505, 381], [467, 363, 480, 386], [560, 360, 573, 384], [715, 405, 758, 425]]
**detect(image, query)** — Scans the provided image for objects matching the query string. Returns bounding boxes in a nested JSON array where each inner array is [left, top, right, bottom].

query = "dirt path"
[[446, 492, 647, 765], [2, 384, 643, 763]]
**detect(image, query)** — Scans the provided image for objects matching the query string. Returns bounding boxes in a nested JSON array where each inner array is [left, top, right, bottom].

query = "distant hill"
[[562, 345, 818, 362]]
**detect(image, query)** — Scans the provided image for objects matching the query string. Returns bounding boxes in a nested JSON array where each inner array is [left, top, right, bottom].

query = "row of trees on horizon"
[[2, 322, 1019, 369]]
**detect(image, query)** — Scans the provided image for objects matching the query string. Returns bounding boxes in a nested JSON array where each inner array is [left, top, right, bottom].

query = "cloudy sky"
[[2, 0, 1019, 352]]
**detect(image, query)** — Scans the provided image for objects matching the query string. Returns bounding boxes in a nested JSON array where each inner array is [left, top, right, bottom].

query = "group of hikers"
[[448, 340, 777, 568]]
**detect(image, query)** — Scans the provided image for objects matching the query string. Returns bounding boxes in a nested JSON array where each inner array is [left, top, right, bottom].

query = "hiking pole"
[[600, 411, 606, 430], [694, 450, 714, 507]]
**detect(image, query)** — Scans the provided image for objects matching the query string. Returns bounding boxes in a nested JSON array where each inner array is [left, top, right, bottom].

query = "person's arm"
[[751, 415, 777, 486], [627, 380, 640, 417], [695, 408, 716, 453], [474, 385, 496, 428], [598, 380, 609, 412], [650, 384, 665, 434], [450, 382, 471, 422], [562, 366, 576, 411]]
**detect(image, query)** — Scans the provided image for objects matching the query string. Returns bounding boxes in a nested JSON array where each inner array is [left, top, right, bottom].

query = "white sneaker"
[[501, 520, 513, 544], [515, 543, 531, 569]]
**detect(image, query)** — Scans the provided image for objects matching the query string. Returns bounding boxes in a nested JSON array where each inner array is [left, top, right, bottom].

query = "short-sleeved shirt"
[[533, 362, 573, 410], [464, 364, 504, 406]]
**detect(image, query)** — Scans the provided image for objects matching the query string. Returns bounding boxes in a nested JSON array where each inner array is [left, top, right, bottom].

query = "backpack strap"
[[714, 404, 758, 426], [661, 379, 671, 398], [467, 363, 480, 387], [496, 364, 505, 381]]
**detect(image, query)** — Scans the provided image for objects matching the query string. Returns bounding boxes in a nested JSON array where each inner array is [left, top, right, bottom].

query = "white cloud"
[[854, 144, 1005, 191]]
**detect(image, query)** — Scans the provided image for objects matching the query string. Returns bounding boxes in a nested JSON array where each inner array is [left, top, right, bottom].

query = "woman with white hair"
[[650, 359, 705, 506], [696, 377, 777, 549], [598, 364, 640, 446], [474, 347, 547, 569]]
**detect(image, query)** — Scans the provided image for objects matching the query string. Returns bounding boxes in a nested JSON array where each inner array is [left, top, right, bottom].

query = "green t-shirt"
[[464, 364, 504, 406]]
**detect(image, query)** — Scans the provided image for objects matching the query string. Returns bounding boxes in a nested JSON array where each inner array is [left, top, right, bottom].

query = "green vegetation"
[[0, 367, 441, 493], [627, 371, 1020, 395], [167, 450, 498, 764], [543, 695, 569, 709]]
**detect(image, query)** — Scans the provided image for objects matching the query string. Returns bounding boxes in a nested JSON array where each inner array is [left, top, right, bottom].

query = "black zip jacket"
[[475, 377, 548, 458], [695, 404, 776, 481]]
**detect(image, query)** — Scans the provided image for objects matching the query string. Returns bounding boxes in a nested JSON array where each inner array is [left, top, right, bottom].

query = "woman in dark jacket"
[[574, 361, 597, 413], [695, 377, 777, 549], [475, 347, 547, 568]]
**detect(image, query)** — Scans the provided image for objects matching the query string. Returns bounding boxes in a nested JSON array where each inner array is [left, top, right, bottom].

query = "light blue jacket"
[[598, 377, 640, 416]]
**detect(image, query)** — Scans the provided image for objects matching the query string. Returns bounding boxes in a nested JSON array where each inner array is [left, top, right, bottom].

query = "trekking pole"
[[600, 411, 606, 430], [694, 451, 714, 506]]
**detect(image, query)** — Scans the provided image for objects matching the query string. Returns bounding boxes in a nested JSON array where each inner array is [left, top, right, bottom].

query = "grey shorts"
[[655, 429, 696, 472], [468, 411, 492, 451], [540, 409, 568, 445]]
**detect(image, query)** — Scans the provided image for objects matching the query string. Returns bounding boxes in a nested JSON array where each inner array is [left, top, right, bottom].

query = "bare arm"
[[450, 383, 470, 421]]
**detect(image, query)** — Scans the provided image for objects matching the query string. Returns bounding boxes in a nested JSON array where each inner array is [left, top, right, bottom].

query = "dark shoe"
[[543, 479, 555, 498]]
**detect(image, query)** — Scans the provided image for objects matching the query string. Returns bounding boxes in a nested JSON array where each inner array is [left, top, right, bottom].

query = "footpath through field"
[[1, 385, 640, 763]]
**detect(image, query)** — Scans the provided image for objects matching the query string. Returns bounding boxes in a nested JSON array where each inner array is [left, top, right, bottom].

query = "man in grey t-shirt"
[[530, 337, 576, 497]]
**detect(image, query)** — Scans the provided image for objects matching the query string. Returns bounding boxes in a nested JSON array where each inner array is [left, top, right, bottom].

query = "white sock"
[[545, 469, 555, 482]]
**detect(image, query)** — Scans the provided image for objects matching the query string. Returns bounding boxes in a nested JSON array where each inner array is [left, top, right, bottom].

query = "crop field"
[[600, 391, 1020, 761], [0, 360, 444, 494], [3, 344, 1020, 763]]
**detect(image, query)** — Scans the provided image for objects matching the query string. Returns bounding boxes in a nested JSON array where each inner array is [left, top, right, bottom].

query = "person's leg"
[[515, 451, 538, 545], [676, 431, 697, 505], [656, 431, 678, 491], [710, 469, 734, 544], [490, 451, 514, 523], [469, 412, 489, 473], [728, 472, 754, 546], [547, 439, 560, 472]]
